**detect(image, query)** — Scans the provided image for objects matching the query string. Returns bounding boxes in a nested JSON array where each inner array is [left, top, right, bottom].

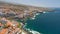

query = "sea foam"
[[23, 24, 42, 34], [27, 28, 42, 34]]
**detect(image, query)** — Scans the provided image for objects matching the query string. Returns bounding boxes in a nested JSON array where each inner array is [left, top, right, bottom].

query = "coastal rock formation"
[[0, 2, 53, 34]]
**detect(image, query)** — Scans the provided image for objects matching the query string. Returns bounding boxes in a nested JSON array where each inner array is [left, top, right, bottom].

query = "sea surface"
[[25, 8, 60, 34]]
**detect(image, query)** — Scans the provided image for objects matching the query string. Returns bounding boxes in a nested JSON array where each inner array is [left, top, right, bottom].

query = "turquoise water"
[[26, 9, 60, 34]]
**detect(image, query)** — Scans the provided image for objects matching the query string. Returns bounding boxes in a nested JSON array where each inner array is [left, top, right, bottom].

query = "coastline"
[[0, 2, 53, 34]]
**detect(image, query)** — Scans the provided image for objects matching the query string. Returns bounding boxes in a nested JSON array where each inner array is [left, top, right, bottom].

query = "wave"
[[31, 13, 40, 20], [23, 19, 42, 34], [29, 30, 41, 34], [26, 28, 42, 34], [43, 12, 46, 13], [36, 13, 40, 15], [31, 17, 35, 20]]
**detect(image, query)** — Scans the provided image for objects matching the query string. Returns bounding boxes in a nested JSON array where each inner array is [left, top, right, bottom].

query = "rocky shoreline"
[[0, 2, 53, 34]]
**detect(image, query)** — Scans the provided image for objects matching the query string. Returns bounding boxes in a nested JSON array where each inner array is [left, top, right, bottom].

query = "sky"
[[0, 0, 60, 7]]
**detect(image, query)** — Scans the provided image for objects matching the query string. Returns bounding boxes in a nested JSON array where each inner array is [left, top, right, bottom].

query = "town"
[[0, 2, 53, 34]]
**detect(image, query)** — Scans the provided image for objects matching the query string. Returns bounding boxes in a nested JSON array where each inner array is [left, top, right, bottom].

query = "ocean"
[[25, 8, 60, 34]]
